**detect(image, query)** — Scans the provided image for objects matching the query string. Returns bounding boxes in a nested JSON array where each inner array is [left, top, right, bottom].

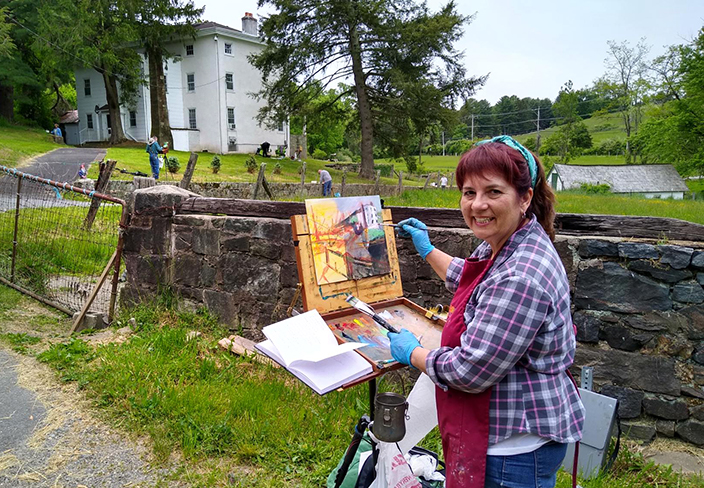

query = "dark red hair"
[[455, 143, 556, 240]]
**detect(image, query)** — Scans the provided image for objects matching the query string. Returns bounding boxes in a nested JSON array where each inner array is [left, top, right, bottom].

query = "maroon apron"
[[436, 258, 494, 488]]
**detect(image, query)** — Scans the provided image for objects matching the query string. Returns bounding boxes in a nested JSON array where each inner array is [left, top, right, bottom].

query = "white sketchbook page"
[[256, 339, 372, 395], [262, 310, 363, 367]]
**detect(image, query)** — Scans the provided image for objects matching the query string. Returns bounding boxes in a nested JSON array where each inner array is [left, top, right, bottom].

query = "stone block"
[[192, 228, 221, 256], [223, 217, 257, 234], [645, 335, 693, 359], [574, 262, 672, 313], [681, 385, 704, 400], [618, 242, 659, 260], [673, 282, 704, 304], [554, 239, 577, 288], [693, 346, 704, 366], [280, 262, 300, 288], [250, 238, 283, 260], [150, 218, 171, 255], [71, 312, 108, 332], [659, 245, 694, 269], [133, 185, 198, 214], [174, 231, 193, 252], [221, 236, 250, 253], [575, 346, 680, 396], [253, 218, 291, 242], [690, 404, 704, 421], [655, 420, 676, 437], [600, 385, 644, 419], [621, 421, 656, 442], [573, 311, 600, 343], [642, 396, 689, 420], [599, 323, 652, 352], [178, 286, 203, 303], [200, 263, 217, 287], [692, 251, 704, 270], [204, 290, 238, 327], [623, 311, 684, 334], [680, 305, 704, 340], [172, 215, 207, 227], [127, 255, 169, 286], [698, 273, 704, 286], [123, 227, 153, 253], [675, 419, 704, 446], [173, 254, 202, 287], [694, 365, 704, 386], [578, 239, 619, 258], [628, 260, 692, 283]]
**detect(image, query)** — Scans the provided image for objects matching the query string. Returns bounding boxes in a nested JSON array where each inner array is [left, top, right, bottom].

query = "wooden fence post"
[[397, 170, 403, 195], [374, 169, 381, 194], [341, 168, 347, 197], [436, 172, 442, 186], [179, 152, 198, 189], [300, 161, 306, 196], [83, 159, 116, 230], [422, 173, 431, 190], [253, 162, 267, 200]]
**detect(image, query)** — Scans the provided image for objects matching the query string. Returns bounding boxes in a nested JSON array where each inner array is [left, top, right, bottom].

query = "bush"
[[405, 156, 418, 174], [312, 148, 327, 160], [272, 162, 282, 175], [373, 163, 394, 177], [210, 155, 221, 174], [166, 156, 180, 173], [523, 137, 537, 152], [245, 156, 257, 174], [580, 183, 611, 194], [445, 139, 473, 155]]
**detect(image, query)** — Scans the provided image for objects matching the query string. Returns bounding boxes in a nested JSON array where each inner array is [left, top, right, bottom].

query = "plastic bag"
[[369, 441, 422, 488]]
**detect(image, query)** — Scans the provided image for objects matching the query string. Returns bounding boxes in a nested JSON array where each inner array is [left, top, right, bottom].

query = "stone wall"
[[122, 186, 704, 447]]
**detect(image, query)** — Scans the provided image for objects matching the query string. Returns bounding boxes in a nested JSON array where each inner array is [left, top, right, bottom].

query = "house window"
[[86, 114, 93, 129], [185, 44, 194, 56], [224, 43, 232, 55], [84, 79, 91, 97], [187, 73, 195, 92], [227, 107, 235, 129], [188, 108, 197, 129], [129, 111, 137, 127], [278, 120, 284, 132], [225, 73, 233, 90]]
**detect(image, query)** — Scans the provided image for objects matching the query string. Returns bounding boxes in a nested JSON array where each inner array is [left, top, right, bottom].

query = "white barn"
[[547, 164, 689, 199], [74, 14, 288, 154]]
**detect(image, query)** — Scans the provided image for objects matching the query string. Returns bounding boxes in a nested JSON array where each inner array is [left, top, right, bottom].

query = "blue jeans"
[[149, 154, 160, 179], [485, 442, 567, 488], [322, 180, 332, 196]]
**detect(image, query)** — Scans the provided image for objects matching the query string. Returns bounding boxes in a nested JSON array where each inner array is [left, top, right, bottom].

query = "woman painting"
[[388, 136, 585, 488]]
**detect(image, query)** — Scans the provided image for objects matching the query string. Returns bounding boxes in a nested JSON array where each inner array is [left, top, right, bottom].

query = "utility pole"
[[535, 107, 541, 154], [442, 131, 445, 156], [471, 114, 475, 141]]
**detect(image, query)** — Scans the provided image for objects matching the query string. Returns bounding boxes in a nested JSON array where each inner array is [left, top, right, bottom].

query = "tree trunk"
[[101, 68, 126, 145], [147, 46, 173, 148], [0, 82, 13, 121], [349, 26, 374, 179]]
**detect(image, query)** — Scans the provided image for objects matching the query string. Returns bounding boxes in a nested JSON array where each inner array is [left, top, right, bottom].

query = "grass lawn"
[[0, 122, 61, 168], [385, 188, 704, 225], [514, 111, 631, 146]]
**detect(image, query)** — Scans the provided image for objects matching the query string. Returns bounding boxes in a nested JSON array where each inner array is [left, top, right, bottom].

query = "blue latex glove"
[[388, 329, 422, 366], [397, 218, 435, 259]]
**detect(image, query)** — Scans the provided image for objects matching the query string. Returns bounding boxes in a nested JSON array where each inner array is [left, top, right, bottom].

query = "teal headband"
[[475, 135, 538, 188]]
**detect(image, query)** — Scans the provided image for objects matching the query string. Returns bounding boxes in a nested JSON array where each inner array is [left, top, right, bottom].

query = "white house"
[[74, 14, 288, 154], [547, 164, 689, 199]]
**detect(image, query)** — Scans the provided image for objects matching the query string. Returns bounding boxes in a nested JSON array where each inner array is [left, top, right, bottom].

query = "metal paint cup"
[[373, 392, 408, 442]]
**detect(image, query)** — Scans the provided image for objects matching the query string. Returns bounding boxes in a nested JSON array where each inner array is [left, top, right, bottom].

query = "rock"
[[693, 346, 704, 366], [675, 420, 704, 446], [680, 385, 704, 400], [690, 404, 704, 421], [628, 260, 692, 283], [656, 420, 676, 437], [642, 396, 689, 420], [221, 236, 250, 252], [599, 385, 644, 419], [203, 290, 238, 327], [621, 421, 656, 442], [645, 335, 693, 359], [680, 305, 704, 340], [71, 312, 108, 332], [574, 262, 672, 313], [573, 311, 601, 343], [698, 273, 704, 286], [599, 324, 652, 352], [618, 242, 659, 260], [116, 326, 133, 336], [575, 346, 680, 396], [690, 251, 704, 270], [659, 245, 694, 269], [128, 317, 137, 330], [192, 228, 221, 256], [578, 239, 619, 258], [673, 281, 704, 304]]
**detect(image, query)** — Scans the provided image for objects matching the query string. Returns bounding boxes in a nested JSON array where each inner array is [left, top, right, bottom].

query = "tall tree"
[[127, 0, 202, 148], [251, 0, 482, 178], [0, 7, 15, 58]]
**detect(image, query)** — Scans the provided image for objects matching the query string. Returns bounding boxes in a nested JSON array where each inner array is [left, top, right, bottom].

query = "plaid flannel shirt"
[[425, 216, 585, 445]]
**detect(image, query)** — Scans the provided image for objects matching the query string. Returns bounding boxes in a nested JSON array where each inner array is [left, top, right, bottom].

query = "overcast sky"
[[198, 0, 704, 104]]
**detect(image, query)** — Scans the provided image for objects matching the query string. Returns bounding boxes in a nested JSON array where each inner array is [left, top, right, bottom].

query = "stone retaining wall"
[[122, 186, 704, 447]]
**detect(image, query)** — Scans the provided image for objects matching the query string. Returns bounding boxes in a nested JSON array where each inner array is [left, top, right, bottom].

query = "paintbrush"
[[345, 295, 400, 334], [380, 223, 398, 227]]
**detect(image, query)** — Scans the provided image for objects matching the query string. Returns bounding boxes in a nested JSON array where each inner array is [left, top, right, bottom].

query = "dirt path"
[[0, 300, 181, 488]]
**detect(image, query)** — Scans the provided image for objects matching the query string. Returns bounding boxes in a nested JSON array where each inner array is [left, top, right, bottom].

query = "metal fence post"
[[10, 177, 21, 282]]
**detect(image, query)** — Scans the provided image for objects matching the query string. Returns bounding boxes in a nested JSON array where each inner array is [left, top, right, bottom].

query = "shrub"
[[373, 163, 393, 177], [166, 156, 180, 173], [210, 155, 221, 174], [523, 137, 537, 152], [312, 148, 327, 160], [580, 183, 611, 194], [245, 156, 257, 173], [405, 156, 418, 174], [272, 162, 282, 175]]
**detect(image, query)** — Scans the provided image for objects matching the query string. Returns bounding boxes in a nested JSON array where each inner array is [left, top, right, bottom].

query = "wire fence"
[[0, 165, 127, 321]]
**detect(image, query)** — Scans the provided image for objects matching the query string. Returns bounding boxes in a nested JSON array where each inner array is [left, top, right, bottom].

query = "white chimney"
[[242, 12, 258, 36]]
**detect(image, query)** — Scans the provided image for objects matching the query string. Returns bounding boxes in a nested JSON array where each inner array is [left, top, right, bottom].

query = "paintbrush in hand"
[[345, 295, 400, 334]]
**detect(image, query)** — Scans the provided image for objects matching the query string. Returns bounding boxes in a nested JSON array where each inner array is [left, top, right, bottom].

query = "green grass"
[[385, 188, 704, 225], [0, 121, 61, 168], [0, 332, 41, 354], [514, 111, 633, 146]]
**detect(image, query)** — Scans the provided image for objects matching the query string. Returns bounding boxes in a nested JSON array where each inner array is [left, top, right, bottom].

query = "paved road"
[[19, 147, 106, 183]]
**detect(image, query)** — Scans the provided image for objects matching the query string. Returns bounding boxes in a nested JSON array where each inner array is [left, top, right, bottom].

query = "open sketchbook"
[[255, 310, 373, 395]]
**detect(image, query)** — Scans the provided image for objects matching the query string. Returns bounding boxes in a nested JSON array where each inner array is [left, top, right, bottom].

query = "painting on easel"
[[305, 196, 391, 285]]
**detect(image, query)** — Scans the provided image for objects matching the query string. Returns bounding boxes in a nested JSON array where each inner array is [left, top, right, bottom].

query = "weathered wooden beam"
[[175, 198, 704, 242], [179, 152, 198, 189]]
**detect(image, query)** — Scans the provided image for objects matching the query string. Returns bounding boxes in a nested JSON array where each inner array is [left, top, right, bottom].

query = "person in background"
[[389, 136, 585, 488], [50, 123, 63, 143], [318, 168, 333, 196], [440, 174, 448, 189], [146, 136, 163, 179], [77, 164, 87, 179]]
